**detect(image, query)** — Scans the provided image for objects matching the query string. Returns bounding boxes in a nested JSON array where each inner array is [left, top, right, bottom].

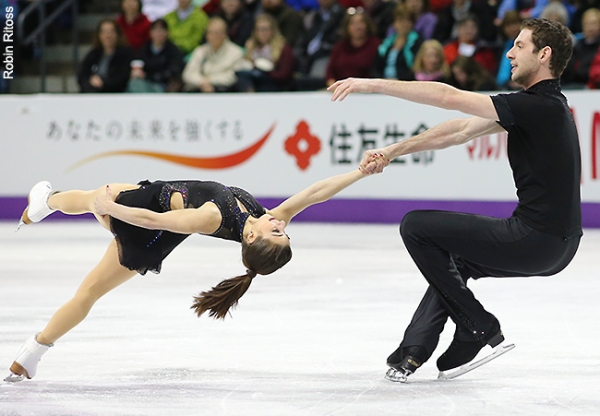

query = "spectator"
[[495, 0, 535, 24], [447, 55, 497, 91], [373, 4, 423, 80], [443, 14, 498, 75], [212, 0, 254, 47], [570, 0, 600, 34], [337, 0, 363, 6], [164, 0, 210, 57], [326, 9, 380, 87], [203, 0, 262, 18], [540, 1, 570, 26], [294, 0, 346, 78], [261, 0, 305, 46], [182, 17, 249, 92], [403, 0, 438, 40], [496, 10, 523, 90], [412, 39, 450, 81], [517, 0, 576, 27], [433, 0, 497, 43], [141, 0, 178, 21], [429, 0, 452, 13], [563, 8, 600, 88], [286, 0, 320, 11], [117, 0, 152, 54], [235, 14, 296, 91], [78, 19, 134, 93], [588, 42, 600, 88], [362, 0, 396, 40], [128, 18, 185, 92]]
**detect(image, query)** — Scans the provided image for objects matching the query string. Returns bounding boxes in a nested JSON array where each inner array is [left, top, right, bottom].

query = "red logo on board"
[[285, 120, 321, 170]]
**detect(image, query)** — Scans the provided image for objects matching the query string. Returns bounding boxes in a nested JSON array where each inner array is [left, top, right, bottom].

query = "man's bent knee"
[[400, 210, 430, 240]]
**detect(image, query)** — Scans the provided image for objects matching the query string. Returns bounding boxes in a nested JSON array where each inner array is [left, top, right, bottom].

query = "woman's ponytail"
[[191, 236, 291, 319], [191, 270, 255, 320]]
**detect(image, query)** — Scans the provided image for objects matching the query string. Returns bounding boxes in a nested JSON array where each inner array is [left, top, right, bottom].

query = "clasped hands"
[[358, 150, 391, 174]]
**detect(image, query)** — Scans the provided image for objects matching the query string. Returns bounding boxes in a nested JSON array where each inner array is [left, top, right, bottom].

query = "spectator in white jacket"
[[182, 17, 251, 92], [142, 0, 178, 21]]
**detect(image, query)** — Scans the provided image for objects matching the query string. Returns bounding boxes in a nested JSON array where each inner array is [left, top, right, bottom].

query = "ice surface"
[[1, 222, 599, 415]]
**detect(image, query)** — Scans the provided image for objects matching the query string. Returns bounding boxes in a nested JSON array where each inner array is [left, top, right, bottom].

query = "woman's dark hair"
[[394, 4, 416, 25], [402, 0, 430, 14], [151, 18, 168, 31], [520, 18, 573, 78], [340, 9, 377, 40], [451, 56, 496, 91], [501, 10, 523, 30], [456, 13, 480, 32], [120, 0, 142, 15], [191, 237, 292, 319], [92, 19, 127, 50]]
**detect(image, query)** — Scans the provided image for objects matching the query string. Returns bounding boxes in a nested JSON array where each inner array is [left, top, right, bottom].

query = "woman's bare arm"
[[268, 169, 369, 224], [94, 186, 221, 234]]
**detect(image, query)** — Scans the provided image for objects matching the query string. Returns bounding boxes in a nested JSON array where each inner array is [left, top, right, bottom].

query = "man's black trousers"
[[397, 210, 580, 361]]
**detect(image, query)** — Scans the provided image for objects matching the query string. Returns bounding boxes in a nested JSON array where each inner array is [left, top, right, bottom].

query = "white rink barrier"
[[1, 91, 599, 225]]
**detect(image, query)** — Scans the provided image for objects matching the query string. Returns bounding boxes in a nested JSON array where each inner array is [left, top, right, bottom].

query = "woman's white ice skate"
[[16, 181, 57, 231], [4, 334, 53, 382]]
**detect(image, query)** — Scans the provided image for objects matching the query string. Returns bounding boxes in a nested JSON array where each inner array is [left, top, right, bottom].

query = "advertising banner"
[[1, 91, 599, 225]]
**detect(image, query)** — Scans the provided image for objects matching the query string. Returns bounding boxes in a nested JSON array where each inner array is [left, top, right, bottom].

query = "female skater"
[[6, 168, 374, 381]]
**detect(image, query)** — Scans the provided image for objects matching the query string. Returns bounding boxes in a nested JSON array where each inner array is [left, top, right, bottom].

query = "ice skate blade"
[[8, 361, 29, 379], [385, 367, 410, 383], [15, 210, 31, 232], [4, 373, 25, 383], [438, 343, 516, 380]]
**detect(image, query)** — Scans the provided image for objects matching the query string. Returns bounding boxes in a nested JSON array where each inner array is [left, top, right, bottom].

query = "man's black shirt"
[[491, 79, 582, 238]]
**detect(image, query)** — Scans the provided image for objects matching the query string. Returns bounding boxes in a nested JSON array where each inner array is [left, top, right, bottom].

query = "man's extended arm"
[[329, 78, 500, 120], [360, 117, 505, 173]]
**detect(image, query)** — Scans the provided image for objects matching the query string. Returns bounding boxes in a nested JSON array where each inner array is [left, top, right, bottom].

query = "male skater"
[[329, 18, 581, 381]]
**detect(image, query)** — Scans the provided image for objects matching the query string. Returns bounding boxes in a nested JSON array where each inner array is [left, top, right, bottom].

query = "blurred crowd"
[[8, 0, 600, 93]]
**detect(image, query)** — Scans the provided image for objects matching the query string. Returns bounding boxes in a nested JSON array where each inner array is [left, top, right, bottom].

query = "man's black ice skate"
[[385, 346, 427, 383], [437, 321, 515, 380]]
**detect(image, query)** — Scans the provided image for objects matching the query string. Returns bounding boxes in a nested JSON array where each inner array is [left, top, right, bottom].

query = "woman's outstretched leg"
[[19, 181, 138, 230], [7, 239, 137, 381], [37, 238, 137, 344]]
